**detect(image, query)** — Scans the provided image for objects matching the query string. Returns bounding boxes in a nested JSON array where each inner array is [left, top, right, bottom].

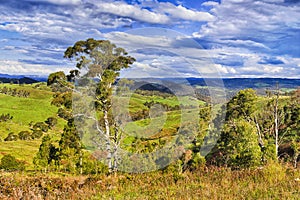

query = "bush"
[[33, 122, 49, 132], [47, 71, 66, 86], [58, 108, 72, 120], [0, 113, 13, 122], [0, 154, 25, 171], [81, 152, 109, 175], [31, 129, 44, 139], [45, 117, 58, 128], [18, 131, 31, 140], [51, 92, 72, 109], [4, 132, 18, 141]]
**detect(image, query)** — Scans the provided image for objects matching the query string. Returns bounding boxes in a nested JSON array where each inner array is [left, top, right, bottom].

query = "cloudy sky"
[[0, 0, 299, 78]]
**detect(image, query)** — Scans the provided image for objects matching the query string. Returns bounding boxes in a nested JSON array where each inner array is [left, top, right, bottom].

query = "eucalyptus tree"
[[64, 38, 135, 172]]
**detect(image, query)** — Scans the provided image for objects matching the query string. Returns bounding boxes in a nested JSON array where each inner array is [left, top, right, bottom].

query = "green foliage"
[[65, 38, 135, 172], [47, 71, 66, 86], [58, 119, 83, 173], [209, 89, 262, 169], [59, 119, 82, 153], [226, 88, 258, 120], [51, 92, 72, 109], [33, 135, 58, 172], [0, 154, 25, 171], [81, 152, 109, 175], [227, 120, 262, 168]]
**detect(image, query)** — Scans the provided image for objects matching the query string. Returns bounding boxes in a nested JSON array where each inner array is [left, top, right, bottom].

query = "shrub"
[[58, 108, 72, 120], [47, 71, 66, 86], [33, 122, 49, 132], [18, 131, 32, 140], [0, 113, 13, 122], [51, 92, 72, 109], [4, 132, 18, 141], [31, 129, 44, 139], [45, 117, 58, 128], [0, 154, 25, 171]]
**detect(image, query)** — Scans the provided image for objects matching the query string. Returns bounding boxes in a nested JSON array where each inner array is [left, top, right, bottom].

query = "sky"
[[0, 0, 299, 78]]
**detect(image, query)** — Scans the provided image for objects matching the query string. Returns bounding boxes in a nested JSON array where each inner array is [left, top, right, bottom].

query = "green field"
[[0, 83, 206, 169], [0, 83, 65, 169]]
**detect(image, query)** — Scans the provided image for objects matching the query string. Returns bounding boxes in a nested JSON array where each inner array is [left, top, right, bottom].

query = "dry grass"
[[1, 163, 300, 199]]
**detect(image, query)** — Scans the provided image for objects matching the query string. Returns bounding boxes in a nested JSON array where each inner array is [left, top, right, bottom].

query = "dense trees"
[[58, 119, 83, 173], [208, 89, 262, 168], [281, 88, 300, 166], [207, 88, 300, 169]]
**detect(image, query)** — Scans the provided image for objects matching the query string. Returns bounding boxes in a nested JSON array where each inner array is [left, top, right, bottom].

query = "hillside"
[[0, 82, 205, 170], [0, 83, 66, 169]]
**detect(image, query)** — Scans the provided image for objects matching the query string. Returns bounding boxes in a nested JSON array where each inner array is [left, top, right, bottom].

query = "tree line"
[[0, 86, 30, 98]]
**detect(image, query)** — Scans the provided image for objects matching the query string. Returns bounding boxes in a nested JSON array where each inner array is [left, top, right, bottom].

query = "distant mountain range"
[[131, 77, 300, 90], [0, 73, 299, 91], [0, 73, 47, 84], [186, 78, 300, 89]]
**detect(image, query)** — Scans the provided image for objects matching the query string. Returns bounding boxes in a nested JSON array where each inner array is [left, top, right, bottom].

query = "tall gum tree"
[[64, 38, 135, 172]]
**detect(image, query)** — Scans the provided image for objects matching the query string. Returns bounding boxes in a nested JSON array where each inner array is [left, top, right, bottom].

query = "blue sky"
[[0, 0, 299, 78]]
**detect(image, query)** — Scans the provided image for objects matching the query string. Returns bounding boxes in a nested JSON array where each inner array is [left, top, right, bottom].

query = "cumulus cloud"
[[95, 2, 170, 24], [202, 1, 220, 7], [156, 3, 215, 22], [0, 60, 72, 75]]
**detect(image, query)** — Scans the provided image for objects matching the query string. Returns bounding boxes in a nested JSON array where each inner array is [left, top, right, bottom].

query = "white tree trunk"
[[104, 109, 113, 172]]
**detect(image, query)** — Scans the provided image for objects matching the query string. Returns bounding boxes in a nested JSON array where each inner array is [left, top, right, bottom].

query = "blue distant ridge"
[[0, 73, 47, 83]]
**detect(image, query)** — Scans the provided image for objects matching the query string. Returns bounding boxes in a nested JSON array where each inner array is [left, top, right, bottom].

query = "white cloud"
[[95, 2, 170, 24], [157, 3, 215, 22], [0, 60, 72, 75], [202, 1, 220, 7]]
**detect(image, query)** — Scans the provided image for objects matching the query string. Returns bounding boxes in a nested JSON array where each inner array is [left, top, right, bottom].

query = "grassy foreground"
[[1, 163, 300, 199]]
